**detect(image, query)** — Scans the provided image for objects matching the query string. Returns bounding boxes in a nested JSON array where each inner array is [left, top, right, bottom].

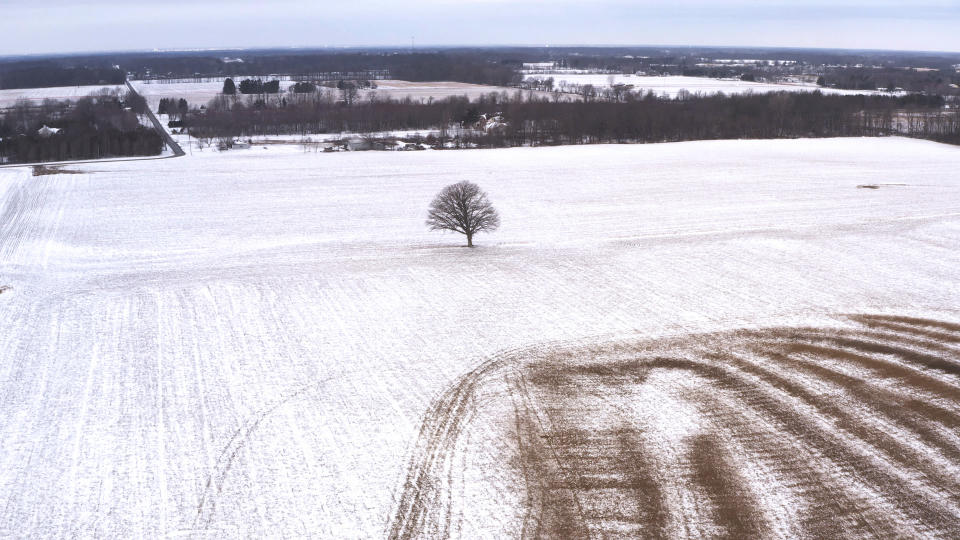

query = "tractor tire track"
[[193, 378, 331, 530], [388, 315, 960, 539]]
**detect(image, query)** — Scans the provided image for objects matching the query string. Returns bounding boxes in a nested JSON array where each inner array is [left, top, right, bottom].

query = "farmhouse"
[[474, 113, 508, 132], [346, 136, 372, 151], [36, 125, 60, 137]]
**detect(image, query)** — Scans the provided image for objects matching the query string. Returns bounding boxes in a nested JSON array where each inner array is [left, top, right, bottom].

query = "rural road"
[[125, 80, 185, 157]]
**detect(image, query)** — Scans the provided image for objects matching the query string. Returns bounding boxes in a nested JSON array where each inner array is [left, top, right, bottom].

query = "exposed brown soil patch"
[[32, 165, 85, 176], [388, 315, 960, 539]]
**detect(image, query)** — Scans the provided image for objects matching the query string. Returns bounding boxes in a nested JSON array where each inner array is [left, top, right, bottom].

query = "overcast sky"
[[2, 0, 959, 56]]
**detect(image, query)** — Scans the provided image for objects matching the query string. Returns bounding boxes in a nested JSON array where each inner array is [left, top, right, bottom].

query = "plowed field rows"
[[390, 315, 960, 539]]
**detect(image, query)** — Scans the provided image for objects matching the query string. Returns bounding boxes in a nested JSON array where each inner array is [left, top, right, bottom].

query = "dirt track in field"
[[388, 315, 960, 539]]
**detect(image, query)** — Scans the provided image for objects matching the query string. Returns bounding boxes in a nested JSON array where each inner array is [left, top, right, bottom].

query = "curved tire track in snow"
[[388, 315, 960, 539], [193, 378, 332, 530]]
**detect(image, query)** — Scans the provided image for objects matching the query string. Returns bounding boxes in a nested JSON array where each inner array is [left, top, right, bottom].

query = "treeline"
[[0, 61, 125, 90], [118, 51, 519, 87], [484, 93, 956, 146], [185, 90, 958, 148], [820, 67, 960, 95], [0, 92, 163, 163]]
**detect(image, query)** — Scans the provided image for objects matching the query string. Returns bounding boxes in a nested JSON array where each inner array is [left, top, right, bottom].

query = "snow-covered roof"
[[37, 125, 60, 137]]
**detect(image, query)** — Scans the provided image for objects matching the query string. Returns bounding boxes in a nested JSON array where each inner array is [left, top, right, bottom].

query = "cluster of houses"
[[0, 125, 62, 144], [218, 135, 482, 154], [333, 137, 432, 152], [216, 113, 508, 153], [471, 113, 507, 132]]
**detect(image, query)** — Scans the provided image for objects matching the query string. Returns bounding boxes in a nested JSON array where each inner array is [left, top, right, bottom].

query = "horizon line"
[[3, 43, 960, 61]]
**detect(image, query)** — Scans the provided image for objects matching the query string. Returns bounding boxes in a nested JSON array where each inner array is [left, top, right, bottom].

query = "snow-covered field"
[[130, 80, 226, 110], [365, 80, 552, 101], [132, 79, 547, 111], [1, 138, 959, 537], [133, 75, 882, 112], [0, 85, 126, 108], [526, 73, 890, 97]]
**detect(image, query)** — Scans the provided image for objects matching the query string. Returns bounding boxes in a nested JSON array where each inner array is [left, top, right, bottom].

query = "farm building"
[[36, 125, 60, 137]]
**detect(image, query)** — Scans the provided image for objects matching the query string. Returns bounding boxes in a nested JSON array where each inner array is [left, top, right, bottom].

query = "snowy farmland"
[[0, 85, 126, 109], [131, 79, 549, 111], [366, 80, 553, 101], [1, 138, 960, 537], [131, 76, 881, 113], [525, 73, 890, 97]]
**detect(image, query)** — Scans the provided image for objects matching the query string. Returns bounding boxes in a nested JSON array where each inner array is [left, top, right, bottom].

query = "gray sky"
[[2, 0, 960, 56]]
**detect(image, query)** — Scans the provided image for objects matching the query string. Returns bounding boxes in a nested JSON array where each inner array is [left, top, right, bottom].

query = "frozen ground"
[[0, 85, 126, 109], [1, 138, 959, 537], [526, 73, 891, 97]]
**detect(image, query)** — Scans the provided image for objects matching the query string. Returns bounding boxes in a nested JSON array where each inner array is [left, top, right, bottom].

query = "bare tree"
[[338, 80, 359, 105], [580, 84, 596, 102], [426, 181, 500, 247]]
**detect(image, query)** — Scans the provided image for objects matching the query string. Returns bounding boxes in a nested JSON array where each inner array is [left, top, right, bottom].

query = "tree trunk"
[[466, 232, 473, 247]]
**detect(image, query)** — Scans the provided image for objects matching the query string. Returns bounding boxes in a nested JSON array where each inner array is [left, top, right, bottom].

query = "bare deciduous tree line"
[[186, 90, 959, 148]]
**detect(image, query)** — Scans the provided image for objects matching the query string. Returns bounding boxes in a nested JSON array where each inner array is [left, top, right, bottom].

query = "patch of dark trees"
[[159, 97, 189, 129], [237, 79, 282, 94], [0, 61, 125, 90], [290, 81, 317, 93], [0, 93, 163, 163], [185, 90, 959, 148], [157, 98, 189, 117]]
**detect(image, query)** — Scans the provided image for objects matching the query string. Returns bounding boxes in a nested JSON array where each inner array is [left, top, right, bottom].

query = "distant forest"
[[0, 62, 125, 90], [187, 91, 959, 148], [0, 92, 163, 163]]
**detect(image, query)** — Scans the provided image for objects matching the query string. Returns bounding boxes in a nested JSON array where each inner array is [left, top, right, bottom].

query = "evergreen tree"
[[238, 79, 257, 94]]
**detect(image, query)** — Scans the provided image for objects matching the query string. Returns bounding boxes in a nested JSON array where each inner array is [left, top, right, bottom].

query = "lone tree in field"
[[426, 181, 500, 247]]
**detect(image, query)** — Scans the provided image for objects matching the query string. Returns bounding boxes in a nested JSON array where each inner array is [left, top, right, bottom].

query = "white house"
[[346, 137, 372, 151], [37, 125, 61, 138]]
